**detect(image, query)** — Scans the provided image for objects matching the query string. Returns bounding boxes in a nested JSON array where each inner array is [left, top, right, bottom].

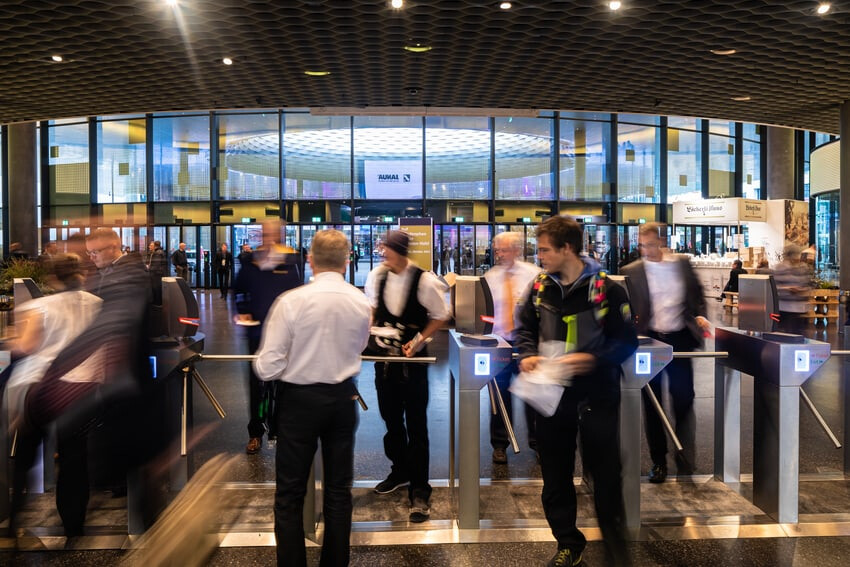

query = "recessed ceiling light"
[[609, 1, 622, 10], [817, 3, 831, 14], [390, 0, 403, 8], [500, 1, 512, 9], [304, 70, 331, 76], [165, 0, 178, 6], [731, 96, 752, 101], [51, 55, 63, 62], [222, 57, 233, 65], [403, 44, 433, 53], [710, 48, 737, 55]]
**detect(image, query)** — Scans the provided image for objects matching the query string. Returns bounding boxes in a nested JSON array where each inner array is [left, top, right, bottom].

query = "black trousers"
[[490, 357, 538, 451], [248, 335, 277, 439], [374, 361, 432, 503], [217, 269, 230, 297], [274, 380, 358, 567], [643, 329, 696, 471], [537, 387, 628, 564]]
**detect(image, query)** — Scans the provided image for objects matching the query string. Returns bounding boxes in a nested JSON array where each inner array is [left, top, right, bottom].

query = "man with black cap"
[[365, 230, 449, 523]]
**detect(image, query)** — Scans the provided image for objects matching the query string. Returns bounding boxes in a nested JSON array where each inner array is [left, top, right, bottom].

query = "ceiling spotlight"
[[609, 1, 622, 10], [164, 0, 178, 5], [403, 44, 433, 53], [731, 96, 752, 101], [222, 57, 233, 65], [304, 70, 331, 76], [391, 0, 403, 8], [817, 3, 831, 14], [51, 54, 63, 62], [500, 1, 512, 8], [710, 48, 737, 55]]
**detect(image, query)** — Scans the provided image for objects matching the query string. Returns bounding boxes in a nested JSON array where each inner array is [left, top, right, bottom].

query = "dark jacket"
[[723, 266, 747, 293], [515, 260, 638, 404], [232, 258, 302, 341], [213, 250, 233, 273], [171, 249, 188, 268], [147, 248, 167, 278], [620, 255, 707, 348]]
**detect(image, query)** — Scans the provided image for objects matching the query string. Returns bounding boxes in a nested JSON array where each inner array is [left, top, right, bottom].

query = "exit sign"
[[453, 217, 465, 222], [241, 217, 251, 223], [522, 217, 532, 223], [311, 216, 322, 223], [383, 216, 394, 222], [61, 219, 69, 226], [583, 216, 592, 223]]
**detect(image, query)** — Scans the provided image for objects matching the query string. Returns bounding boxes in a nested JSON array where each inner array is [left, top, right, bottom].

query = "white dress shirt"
[[643, 257, 687, 333], [254, 271, 371, 385], [364, 260, 450, 322], [484, 260, 541, 340]]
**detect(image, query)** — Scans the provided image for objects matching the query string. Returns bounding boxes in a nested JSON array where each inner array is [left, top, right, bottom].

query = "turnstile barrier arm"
[[642, 383, 684, 453], [800, 387, 842, 449], [488, 379, 519, 454]]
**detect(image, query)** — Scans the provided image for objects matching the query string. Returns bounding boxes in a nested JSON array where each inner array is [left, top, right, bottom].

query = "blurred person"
[[773, 243, 813, 335], [515, 215, 637, 567], [8, 242, 29, 261], [720, 259, 747, 300], [755, 258, 772, 274], [232, 221, 302, 454], [145, 240, 167, 305], [254, 229, 371, 567], [621, 222, 710, 483], [38, 240, 59, 272], [172, 242, 189, 281], [801, 242, 817, 268], [214, 243, 233, 299], [238, 243, 253, 267], [365, 230, 450, 523], [483, 231, 541, 464], [15, 228, 154, 536], [66, 233, 98, 280]]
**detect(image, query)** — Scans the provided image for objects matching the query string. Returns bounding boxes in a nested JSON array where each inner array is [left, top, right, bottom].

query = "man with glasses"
[[621, 222, 710, 483]]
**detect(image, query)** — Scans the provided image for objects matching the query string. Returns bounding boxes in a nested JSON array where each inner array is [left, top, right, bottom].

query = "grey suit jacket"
[[620, 255, 707, 349]]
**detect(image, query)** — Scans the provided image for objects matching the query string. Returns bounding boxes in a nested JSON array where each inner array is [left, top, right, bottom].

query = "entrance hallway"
[[3, 291, 850, 566]]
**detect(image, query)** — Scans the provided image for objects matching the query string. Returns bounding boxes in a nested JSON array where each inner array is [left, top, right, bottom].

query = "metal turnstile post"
[[619, 338, 673, 534], [447, 331, 512, 529]]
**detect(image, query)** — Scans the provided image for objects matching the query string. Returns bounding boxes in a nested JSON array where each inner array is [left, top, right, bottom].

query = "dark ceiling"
[[1, 0, 848, 133]]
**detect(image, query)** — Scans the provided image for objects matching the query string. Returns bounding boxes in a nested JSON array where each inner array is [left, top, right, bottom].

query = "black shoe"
[[547, 548, 583, 567], [409, 497, 430, 523], [492, 448, 508, 464], [374, 477, 410, 494], [648, 463, 667, 484]]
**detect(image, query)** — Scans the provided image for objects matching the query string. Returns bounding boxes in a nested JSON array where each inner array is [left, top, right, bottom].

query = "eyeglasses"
[[87, 244, 115, 256]]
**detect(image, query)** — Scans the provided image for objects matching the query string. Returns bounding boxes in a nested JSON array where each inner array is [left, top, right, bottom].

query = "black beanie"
[[384, 230, 410, 256]]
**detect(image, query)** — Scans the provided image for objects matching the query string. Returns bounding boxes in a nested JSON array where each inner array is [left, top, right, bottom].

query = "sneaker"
[[374, 477, 409, 494], [547, 548, 583, 567], [408, 497, 430, 523], [246, 437, 262, 454], [648, 463, 667, 484], [492, 447, 508, 464]]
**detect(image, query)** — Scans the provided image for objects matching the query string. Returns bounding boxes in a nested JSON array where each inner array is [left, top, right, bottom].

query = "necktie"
[[502, 269, 514, 332]]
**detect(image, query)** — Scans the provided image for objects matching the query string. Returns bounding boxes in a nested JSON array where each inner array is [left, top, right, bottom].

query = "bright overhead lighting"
[[391, 0, 403, 8], [222, 57, 233, 65], [403, 44, 432, 53], [304, 70, 331, 76], [165, 0, 178, 5], [51, 55, 63, 62], [710, 48, 737, 55], [609, 1, 622, 10], [500, 1, 512, 9], [731, 96, 751, 102], [817, 3, 831, 14]]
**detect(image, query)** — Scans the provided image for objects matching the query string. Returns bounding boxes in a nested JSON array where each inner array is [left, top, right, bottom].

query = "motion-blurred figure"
[[774, 243, 813, 335]]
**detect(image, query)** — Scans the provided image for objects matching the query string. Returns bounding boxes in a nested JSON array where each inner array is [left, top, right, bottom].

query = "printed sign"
[[364, 160, 422, 199], [398, 217, 434, 272]]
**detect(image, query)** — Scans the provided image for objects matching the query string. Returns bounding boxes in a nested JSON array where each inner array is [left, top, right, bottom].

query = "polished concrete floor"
[[3, 290, 850, 566]]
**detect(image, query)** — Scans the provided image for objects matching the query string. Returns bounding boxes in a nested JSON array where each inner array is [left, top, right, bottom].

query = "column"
[[840, 101, 850, 293], [765, 126, 795, 200], [7, 122, 39, 257]]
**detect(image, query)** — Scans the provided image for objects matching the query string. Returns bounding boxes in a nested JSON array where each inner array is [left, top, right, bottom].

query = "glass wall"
[[283, 114, 351, 200], [559, 115, 609, 201], [219, 112, 279, 200], [425, 116, 490, 200], [494, 117, 553, 200], [48, 119, 90, 205], [617, 115, 659, 203], [742, 125, 761, 199], [666, 117, 702, 202], [152, 114, 210, 201], [96, 116, 147, 203], [354, 116, 422, 200], [708, 120, 736, 198]]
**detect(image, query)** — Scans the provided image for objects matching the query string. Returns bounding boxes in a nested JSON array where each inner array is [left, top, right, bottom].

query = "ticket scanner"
[[715, 275, 831, 523]]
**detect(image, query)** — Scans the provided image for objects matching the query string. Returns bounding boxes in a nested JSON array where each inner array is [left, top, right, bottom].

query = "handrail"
[[198, 353, 437, 364]]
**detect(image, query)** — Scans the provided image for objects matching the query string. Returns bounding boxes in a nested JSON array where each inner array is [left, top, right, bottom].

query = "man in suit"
[[621, 222, 710, 483], [214, 243, 234, 298]]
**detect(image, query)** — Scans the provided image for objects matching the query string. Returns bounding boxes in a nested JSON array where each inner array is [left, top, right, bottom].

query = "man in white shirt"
[[254, 229, 371, 567], [364, 230, 450, 523], [621, 222, 710, 484], [483, 231, 541, 464]]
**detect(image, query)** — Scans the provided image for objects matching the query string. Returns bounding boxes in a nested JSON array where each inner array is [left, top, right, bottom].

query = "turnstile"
[[619, 338, 673, 533], [715, 327, 830, 523], [447, 330, 512, 529]]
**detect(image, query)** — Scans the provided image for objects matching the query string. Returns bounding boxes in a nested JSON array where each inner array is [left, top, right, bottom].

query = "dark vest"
[[374, 265, 429, 354]]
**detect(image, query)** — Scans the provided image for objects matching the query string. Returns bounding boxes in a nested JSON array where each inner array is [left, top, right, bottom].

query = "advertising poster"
[[398, 217, 433, 272]]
